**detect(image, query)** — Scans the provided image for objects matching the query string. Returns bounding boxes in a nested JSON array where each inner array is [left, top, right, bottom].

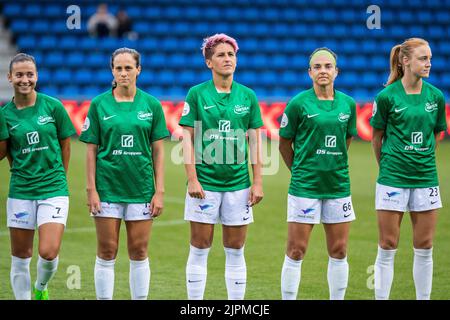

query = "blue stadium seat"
[[10, 20, 29, 33], [53, 70, 72, 83], [45, 53, 65, 68], [43, 5, 62, 17], [17, 36, 36, 50], [3, 4, 22, 17], [74, 69, 93, 85], [66, 53, 85, 67], [24, 4, 41, 17]]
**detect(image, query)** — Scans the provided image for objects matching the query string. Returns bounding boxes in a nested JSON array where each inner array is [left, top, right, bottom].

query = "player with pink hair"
[[179, 33, 263, 300]]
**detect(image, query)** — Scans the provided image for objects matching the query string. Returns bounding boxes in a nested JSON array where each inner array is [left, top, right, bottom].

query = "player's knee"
[[12, 248, 33, 259], [128, 245, 148, 260], [191, 239, 213, 249], [379, 239, 398, 250], [38, 248, 59, 261], [287, 247, 306, 260], [97, 244, 119, 260], [328, 242, 347, 259], [413, 238, 433, 249]]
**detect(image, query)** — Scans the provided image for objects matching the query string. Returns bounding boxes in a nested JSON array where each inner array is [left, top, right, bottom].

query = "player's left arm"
[[150, 139, 165, 217], [248, 128, 263, 207], [346, 137, 353, 150], [59, 137, 71, 173]]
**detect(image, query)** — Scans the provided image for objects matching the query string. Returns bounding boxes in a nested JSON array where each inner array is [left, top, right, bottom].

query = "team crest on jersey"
[[81, 117, 90, 131], [280, 113, 288, 128], [234, 105, 250, 115], [37, 115, 55, 125], [182, 102, 190, 116], [372, 101, 377, 116], [338, 113, 350, 122], [425, 102, 438, 112], [137, 111, 153, 120]]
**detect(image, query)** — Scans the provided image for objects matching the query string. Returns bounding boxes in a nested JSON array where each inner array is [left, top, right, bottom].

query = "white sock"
[[10, 256, 31, 300], [281, 255, 302, 300], [413, 247, 433, 300], [327, 256, 349, 300], [35, 255, 59, 291], [374, 246, 397, 300], [95, 256, 115, 300], [129, 258, 150, 300], [224, 246, 247, 300], [186, 245, 210, 300]]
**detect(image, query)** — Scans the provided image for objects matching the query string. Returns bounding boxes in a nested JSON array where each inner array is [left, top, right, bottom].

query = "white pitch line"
[[0, 219, 186, 236]]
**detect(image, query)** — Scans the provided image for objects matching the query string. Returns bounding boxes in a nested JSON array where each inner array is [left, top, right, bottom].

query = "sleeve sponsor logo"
[[280, 113, 288, 128], [372, 101, 377, 116], [182, 102, 190, 116], [81, 117, 90, 131]]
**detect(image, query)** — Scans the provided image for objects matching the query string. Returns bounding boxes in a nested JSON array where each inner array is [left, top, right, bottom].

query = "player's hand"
[[248, 183, 263, 207], [150, 191, 164, 218], [188, 179, 206, 199], [87, 189, 101, 215]]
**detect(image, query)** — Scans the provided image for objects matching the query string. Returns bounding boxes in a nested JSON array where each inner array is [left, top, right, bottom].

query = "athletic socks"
[[35, 255, 59, 291], [281, 255, 302, 300], [327, 256, 349, 300], [94, 256, 115, 300], [10, 256, 31, 300], [413, 247, 433, 300], [374, 245, 397, 300], [224, 247, 247, 300], [186, 245, 210, 300], [129, 258, 150, 300]]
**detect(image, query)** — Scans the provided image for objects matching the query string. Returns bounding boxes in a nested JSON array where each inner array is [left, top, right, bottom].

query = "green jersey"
[[2, 93, 76, 199], [79, 89, 169, 203], [0, 109, 8, 140], [370, 80, 447, 188], [179, 80, 263, 191], [279, 88, 357, 199]]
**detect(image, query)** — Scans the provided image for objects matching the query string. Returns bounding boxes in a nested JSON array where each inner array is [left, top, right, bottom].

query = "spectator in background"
[[88, 3, 118, 38], [116, 9, 138, 40]]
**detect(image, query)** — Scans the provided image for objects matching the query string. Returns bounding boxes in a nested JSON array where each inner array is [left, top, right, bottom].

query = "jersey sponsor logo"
[[182, 102, 190, 116], [219, 120, 231, 132], [325, 135, 336, 148], [81, 117, 90, 131], [103, 115, 117, 121], [121, 135, 134, 147], [338, 113, 350, 122], [26, 131, 40, 145], [280, 113, 288, 128], [137, 111, 153, 120], [14, 212, 29, 219], [307, 113, 319, 118], [37, 115, 55, 125], [425, 102, 438, 112], [234, 105, 250, 114], [394, 107, 408, 113], [199, 204, 213, 211], [301, 208, 314, 214], [411, 132, 423, 144], [372, 101, 377, 116], [386, 191, 400, 198], [10, 124, 20, 130], [203, 104, 216, 110]]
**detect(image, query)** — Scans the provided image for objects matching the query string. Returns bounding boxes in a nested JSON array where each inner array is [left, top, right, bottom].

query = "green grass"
[[0, 139, 449, 300]]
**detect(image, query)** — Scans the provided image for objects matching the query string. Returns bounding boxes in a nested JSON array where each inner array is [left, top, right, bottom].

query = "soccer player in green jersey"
[[0, 109, 8, 158], [279, 48, 357, 300], [371, 38, 447, 300], [1, 53, 76, 300], [79, 48, 169, 300], [179, 34, 264, 300]]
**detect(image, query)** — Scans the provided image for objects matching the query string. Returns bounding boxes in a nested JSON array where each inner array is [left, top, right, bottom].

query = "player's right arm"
[[372, 128, 384, 167], [86, 143, 101, 214], [279, 137, 294, 171], [182, 126, 205, 199], [0, 140, 6, 160]]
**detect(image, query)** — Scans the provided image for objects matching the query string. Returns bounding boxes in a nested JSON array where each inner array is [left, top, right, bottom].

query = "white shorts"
[[287, 194, 356, 224], [93, 202, 153, 221], [7, 196, 69, 230], [375, 183, 442, 212], [184, 187, 253, 226]]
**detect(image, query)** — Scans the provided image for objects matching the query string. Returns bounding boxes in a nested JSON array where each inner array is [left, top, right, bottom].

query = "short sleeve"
[[53, 102, 76, 139], [179, 88, 197, 127], [249, 91, 264, 129], [150, 101, 170, 142], [279, 99, 299, 139], [370, 94, 389, 130], [434, 92, 447, 133], [347, 99, 358, 137], [0, 109, 9, 140], [79, 99, 100, 145]]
